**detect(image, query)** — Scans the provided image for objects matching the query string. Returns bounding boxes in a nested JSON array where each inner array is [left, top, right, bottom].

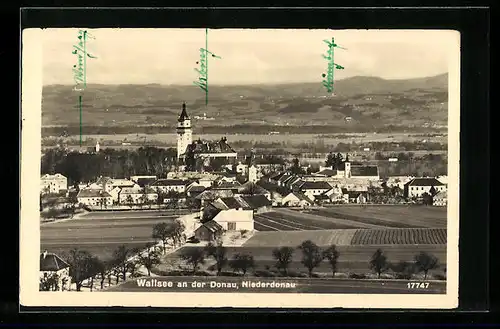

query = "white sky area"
[[41, 29, 459, 85]]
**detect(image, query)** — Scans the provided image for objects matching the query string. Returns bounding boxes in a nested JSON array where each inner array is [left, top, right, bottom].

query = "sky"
[[41, 29, 459, 85]]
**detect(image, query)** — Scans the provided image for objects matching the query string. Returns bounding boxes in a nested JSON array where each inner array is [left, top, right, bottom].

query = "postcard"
[[20, 27, 460, 309]]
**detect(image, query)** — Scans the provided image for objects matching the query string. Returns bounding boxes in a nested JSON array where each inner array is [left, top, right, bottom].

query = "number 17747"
[[407, 282, 430, 289]]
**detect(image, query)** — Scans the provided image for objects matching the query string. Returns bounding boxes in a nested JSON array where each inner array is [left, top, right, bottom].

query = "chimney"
[[42, 250, 48, 259]]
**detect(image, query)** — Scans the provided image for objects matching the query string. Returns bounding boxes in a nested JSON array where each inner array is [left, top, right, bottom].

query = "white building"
[[212, 209, 254, 231], [298, 181, 333, 200], [119, 186, 145, 204], [281, 192, 314, 207], [40, 174, 68, 195], [77, 189, 113, 208], [39, 251, 71, 291], [404, 178, 447, 198], [150, 179, 192, 194]]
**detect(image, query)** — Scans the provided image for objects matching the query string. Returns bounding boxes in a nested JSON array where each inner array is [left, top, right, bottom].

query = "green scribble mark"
[[193, 28, 221, 106], [321, 37, 346, 94], [73, 29, 96, 146]]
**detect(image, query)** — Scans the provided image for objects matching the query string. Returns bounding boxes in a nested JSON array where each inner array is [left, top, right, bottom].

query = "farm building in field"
[[77, 189, 113, 208], [40, 173, 68, 195], [281, 192, 315, 207], [211, 208, 254, 231], [433, 191, 447, 206], [404, 178, 447, 199], [210, 195, 272, 214], [194, 220, 224, 242], [39, 251, 71, 291]]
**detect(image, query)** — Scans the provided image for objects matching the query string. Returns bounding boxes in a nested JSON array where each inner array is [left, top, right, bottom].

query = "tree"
[[185, 197, 201, 212], [272, 247, 294, 276], [369, 249, 389, 278], [93, 257, 108, 290], [240, 182, 260, 196], [325, 152, 335, 168], [322, 245, 340, 278], [290, 158, 302, 175], [112, 245, 133, 281], [40, 272, 59, 291], [41, 207, 60, 220], [125, 194, 134, 206], [205, 242, 228, 276], [63, 248, 94, 291], [152, 220, 185, 253], [390, 261, 415, 280], [229, 253, 255, 276], [298, 240, 324, 277], [422, 192, 433, 205], [414, 252, 439, 280], [180, 248, 205, 274], [137, 243, 161, 276], [156, 188, 166, 210], [165, 190, 180, 211]]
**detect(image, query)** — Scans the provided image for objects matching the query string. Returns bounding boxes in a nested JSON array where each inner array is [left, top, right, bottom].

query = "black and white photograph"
[[20, 27, 460, 308]]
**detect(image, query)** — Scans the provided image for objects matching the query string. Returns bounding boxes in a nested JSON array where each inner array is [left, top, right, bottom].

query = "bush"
[[395, 273, 413, 280], [254, 270, 278, 278], [349, 273, 367, 279]]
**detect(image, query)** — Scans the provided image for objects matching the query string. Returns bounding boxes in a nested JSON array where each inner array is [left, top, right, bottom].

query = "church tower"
[[177, 102, 192, 159]]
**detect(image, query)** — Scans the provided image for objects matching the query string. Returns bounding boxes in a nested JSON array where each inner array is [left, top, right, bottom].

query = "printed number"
[[407, 282, 430, 289]]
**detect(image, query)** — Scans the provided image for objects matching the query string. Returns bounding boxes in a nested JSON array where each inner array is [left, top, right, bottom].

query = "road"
[[40, 210, 191, 261], [107, 276, 446, 294]]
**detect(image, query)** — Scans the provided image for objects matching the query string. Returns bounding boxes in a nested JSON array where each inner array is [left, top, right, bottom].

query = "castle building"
[[176, 103, 237, 166]]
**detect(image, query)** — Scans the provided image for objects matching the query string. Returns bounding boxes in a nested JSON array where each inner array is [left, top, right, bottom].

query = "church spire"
[[178, 102, 190, 122]]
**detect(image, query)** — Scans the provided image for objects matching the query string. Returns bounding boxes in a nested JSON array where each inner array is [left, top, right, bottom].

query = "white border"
[[20, 28, 460, 309]]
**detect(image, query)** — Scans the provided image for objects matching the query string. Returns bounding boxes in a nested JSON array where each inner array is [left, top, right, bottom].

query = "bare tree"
[[112, 245, 133, 281], [62, 248, 94, 291], [272, 247, 294, 276]]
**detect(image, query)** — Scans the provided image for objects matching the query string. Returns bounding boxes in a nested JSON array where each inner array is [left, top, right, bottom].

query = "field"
[[243, 228, 446, 247], [40, 211, 181, 261], [165, 244, 446, 274], [303, 205, 447, 229]]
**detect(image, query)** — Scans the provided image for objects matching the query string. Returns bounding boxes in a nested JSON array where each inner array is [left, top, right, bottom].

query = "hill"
[[41, 74, 448, 134]]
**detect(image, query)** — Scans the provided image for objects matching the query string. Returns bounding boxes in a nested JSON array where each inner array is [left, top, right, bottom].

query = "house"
[[433, 191, 447, 206], [240, 195, 273, 214], [343, 190, 368, 204], [211, 208, 254, 231], [312, 168, 337, 178], [298, 181, 333, 199], [237, 182, 271, 200], [96, 177, 138, 193], [167, 172, 220, 188], [256, 180, 287, 204], [186, 183, 206, 198], [39, 251, 71, 291], [108, 186, 121, 204], [436, 175, 448, 185], [119, 186, 145, 204], [194, 220, 224, 242], [40, 174, 68, 195], [281, 192, 314, 207], [150, 179, 192, 194], [236, 162, 249, 175], [386, 176, 415, 190], [404, 178, 447, 199], [77, 189, 113, 208], [131, 176, 158, 188]]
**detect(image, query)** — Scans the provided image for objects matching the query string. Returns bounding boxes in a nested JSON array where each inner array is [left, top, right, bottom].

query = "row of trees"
[[41, 219, 188, 291], [176, 240, 441, 280]]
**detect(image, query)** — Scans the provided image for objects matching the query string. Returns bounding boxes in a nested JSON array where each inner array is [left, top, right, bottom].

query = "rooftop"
[[40, 252, 70, 272], [150, 179, 191, 187], [299, 181, 333, 190], [405, 178, 445, 187], [77, 189, 112, 198]]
